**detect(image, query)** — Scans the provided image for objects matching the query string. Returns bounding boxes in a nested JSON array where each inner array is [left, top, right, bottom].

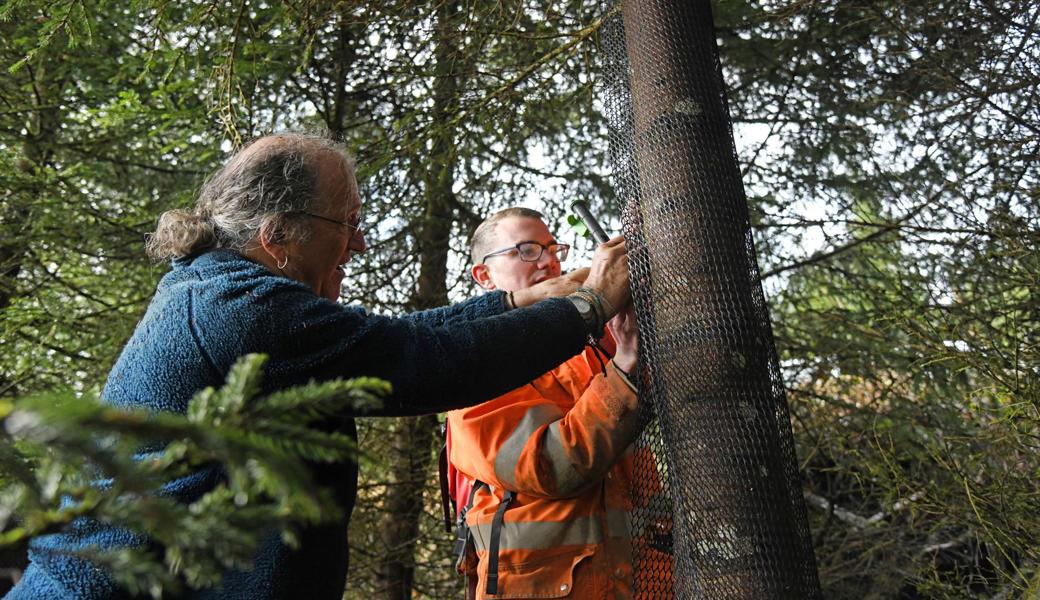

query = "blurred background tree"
[[714, 1, 1038, 596]]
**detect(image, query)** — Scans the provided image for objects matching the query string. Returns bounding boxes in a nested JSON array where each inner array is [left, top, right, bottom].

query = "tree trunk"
[[0, 35, 66, 589], [376, 2, 462, 599], [617, 0, 821, 597], [0, 234, 25, 397], [377, 414, 440, 599], [0, 37, 65, 398]]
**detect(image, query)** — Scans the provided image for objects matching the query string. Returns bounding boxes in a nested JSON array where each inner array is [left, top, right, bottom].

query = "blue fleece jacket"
[[8, 249, 587, 600]]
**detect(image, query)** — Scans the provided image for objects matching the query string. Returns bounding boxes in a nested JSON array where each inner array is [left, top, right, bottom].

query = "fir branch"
[[0, 353, 389, 597]]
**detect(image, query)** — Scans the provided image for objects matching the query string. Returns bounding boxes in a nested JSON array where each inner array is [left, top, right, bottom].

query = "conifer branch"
[[0, 353, 388, 598]]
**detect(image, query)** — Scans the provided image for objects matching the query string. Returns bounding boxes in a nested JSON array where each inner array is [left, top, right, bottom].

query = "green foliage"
[[713, 1, 1039, 595], [0, 354, 387, 597], [0, 0, 221, 400]]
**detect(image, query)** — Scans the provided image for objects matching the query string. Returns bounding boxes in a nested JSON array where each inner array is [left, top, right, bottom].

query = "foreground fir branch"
[[0, 353, 388, 597]]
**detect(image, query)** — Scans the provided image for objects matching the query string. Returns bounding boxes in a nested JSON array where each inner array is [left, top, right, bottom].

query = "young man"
[[447, 207, 642, 599]]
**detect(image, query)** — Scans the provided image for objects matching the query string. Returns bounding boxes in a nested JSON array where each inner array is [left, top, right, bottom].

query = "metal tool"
[[570, 201, 610, 244]]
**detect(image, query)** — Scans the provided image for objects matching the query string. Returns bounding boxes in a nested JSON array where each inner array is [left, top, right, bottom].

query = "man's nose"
[[350, 231, 367, 254], [537, 248, 557, 270]]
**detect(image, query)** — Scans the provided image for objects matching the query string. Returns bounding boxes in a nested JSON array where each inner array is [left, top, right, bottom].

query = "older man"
[[447, 207, 643, 599]]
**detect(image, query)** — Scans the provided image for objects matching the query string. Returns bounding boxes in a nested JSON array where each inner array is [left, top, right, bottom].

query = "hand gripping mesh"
[[598, 1, 822, 597]]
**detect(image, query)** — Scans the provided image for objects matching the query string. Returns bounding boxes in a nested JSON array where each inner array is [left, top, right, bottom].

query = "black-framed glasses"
[[482, 241, 570, 264], [298, 211, 363, 238]]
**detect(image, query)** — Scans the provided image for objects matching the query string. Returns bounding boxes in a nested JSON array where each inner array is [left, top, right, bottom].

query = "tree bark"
[[376, 2, 462, 599], [0, 40, 65, 398], [619, 0, 821, 597], [0, 34, 66, 588]]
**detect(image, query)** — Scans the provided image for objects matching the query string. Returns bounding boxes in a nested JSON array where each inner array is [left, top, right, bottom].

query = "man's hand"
[[583, 235, 630, 319], [607, 302, 638, 373], [512, 267, 589, 308]]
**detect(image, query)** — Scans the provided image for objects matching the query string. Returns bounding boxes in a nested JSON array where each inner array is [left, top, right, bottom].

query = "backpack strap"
[[438, 441, 453, 533], [454, 479, 487, 567], [485, 488, 515, 596]]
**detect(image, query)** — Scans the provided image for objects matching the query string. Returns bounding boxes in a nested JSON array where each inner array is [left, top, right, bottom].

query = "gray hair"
[[147, 132, 355, 261]]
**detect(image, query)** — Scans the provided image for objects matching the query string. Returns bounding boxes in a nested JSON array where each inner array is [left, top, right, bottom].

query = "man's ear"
[[471, 263, 497, 290], [256, 220, 288, 268]]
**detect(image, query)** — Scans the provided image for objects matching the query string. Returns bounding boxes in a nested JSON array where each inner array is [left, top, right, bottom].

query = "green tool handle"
[[570, 201, 610, 244]]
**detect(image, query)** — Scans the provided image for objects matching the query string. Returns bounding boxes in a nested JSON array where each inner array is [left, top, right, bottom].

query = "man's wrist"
[[612, 352, 636, 374], [511, 288, 535, 308], [568, 287, 611, 338], [578, 286, 615, 320], [611, 360, 638, 392], [566, 292, 602, 337]]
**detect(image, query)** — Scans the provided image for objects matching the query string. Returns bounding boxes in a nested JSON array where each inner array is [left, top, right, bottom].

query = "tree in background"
[[716, 1, 1039, 596], [0, 3, 221, 583], [0, 1, 218, 398]]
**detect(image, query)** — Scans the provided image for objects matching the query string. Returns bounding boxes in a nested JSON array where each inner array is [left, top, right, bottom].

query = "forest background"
[[0, 0, 1037, 598]]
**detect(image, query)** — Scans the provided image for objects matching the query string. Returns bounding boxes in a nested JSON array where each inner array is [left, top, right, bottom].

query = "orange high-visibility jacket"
[[447, 342, 642, 599]]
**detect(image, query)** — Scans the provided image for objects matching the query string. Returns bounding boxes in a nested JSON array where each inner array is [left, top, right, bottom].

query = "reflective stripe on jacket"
[[447, 342, 641, 599]]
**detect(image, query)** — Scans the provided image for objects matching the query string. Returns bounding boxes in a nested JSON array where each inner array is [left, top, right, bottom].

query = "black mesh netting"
[[597, 1, 822, 597]]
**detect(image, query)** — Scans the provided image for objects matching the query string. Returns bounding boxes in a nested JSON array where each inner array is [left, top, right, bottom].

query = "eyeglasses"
[[482, 241, 570, 264], [298, 211, 363, 238]]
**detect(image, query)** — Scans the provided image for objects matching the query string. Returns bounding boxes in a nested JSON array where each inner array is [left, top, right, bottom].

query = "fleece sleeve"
[[194, 276, 589, 417]]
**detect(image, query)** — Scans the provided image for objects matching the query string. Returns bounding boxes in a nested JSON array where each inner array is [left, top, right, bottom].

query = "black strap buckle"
[[454, 481, 487, 568]]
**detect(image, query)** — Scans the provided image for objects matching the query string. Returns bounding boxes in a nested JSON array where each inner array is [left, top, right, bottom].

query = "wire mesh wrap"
[[598, 1, 822, 597]]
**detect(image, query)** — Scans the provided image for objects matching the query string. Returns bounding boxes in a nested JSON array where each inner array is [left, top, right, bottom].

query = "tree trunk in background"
[[376, 2, 461, 599], [0, 236, 24, 398], [321, 6, 359, 142], [0, 39, 66, 590], [377, 414, 440, 599], [0, 96, 59, 399]]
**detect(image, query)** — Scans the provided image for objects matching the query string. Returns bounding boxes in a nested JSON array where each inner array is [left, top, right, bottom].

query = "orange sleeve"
[[448, 359, 640, 499]]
